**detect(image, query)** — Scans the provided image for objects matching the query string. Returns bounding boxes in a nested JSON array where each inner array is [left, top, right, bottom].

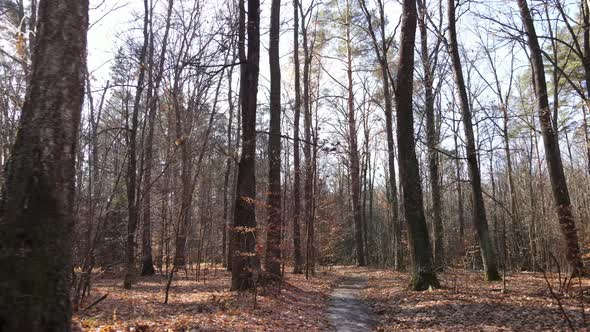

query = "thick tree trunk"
[[231, 0, 261, 291], [264, 0, 282, 279], [0, 0, 88, 329], [516, 0, 584, 276], [448, 0, 500, 281], [395, 0, 439, 291]]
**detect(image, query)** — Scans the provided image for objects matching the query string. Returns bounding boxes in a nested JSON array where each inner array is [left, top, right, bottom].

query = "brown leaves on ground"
[[74, 268, 337, 331], [354, 267, 589, 331]]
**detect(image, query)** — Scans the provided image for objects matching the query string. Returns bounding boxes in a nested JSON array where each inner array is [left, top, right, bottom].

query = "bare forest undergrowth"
[[74, 268, 338, 331], [73, 266, 590, 331], [358, 267, 590, 331]]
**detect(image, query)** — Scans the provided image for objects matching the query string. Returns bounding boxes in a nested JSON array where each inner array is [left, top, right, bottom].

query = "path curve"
[[328, 275, 375, 332]]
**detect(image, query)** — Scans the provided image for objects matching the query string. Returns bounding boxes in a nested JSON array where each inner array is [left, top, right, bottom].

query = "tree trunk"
[[358, 0, 402, 270], [516, 0, 584, 276], [231, 0, 261, 291], [418, 2, 443, 270], [0, 0, 88, 329], [345, 0, 365, 266], [264, 0, 282, 279], [292, 0, 304, 274], [141, 0, 173, 277], [300, 2, 315, 278], [395, 0, 439, 291], [582, 0, 590, 175], [123, 0, 150, 289], [447, 0, 500, 281], [222, 56, 236, 269]]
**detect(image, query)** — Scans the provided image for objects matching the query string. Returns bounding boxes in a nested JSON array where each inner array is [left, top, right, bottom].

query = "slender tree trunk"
[[231, 0, 261, 291], [582, 0, 590, 175], [345, 0, 365, 266], [222, 58, 236, 269], [264, 0, 282, 279], [300, 3, 314, 278], [448, 0, 500, 281], [583, 104, 590, 176], [516, 0, 584, 276], [453, 115, 465, 251], [0, 0, 88, 329], [358, 0, 401, 269], [124, 0, 150, 289], [418, 2, 443, 270], [292, 0, 304, 274], [395, 0, 439, 291], [141, 0, 173, 277]]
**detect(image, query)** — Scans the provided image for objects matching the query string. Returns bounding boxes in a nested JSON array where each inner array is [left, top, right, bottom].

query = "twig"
[[540, 266, 575, 331]]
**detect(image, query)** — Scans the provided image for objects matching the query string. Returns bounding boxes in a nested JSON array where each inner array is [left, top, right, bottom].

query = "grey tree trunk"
[[0, 0, 88, 329]]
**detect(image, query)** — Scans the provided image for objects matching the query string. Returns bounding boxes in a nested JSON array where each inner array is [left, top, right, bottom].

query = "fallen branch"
[[82, 293, 108, 312], [539, 265, 575, 331]]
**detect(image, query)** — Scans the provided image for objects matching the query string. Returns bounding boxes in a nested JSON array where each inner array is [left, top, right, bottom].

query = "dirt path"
[[328, 275, 375, 331]]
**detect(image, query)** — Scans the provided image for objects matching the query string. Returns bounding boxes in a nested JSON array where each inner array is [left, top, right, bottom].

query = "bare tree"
[[123, 0, 150, 289], [264, 0, 282, 279], [140, 0, 174, 277], [292, 0, 304, 275], [516, 0, 584, 276], [418, 0, 444, 270], [395, 0, 439, 290], [231, 0, 261, 291], [448, 0, 500, 281]]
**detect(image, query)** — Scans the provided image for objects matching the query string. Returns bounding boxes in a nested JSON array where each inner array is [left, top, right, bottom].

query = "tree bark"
[[0, 0, 88, 329], [345, 0, 365, 266], [292, 0, 304, 275], [123, 0, 150, 289], [395, 0, 439, 291], [516, 0, 584, 276], [141, 0, 173, 277], [300, 2, 315, 278], [222, 54, 236, 269], [447, 0, 500, 281], [264, 0, 282, 279], [231, 0, 261, 291], [418, 1, 443, 271]]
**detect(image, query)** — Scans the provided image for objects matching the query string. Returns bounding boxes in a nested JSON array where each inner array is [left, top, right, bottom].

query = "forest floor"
[[358, 267, 589, 331], [74, 266, 590, 331], [74, 267, 339, 331]]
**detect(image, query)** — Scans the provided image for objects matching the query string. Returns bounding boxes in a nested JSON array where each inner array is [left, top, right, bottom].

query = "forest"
[[0, 0, 590, 330]]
